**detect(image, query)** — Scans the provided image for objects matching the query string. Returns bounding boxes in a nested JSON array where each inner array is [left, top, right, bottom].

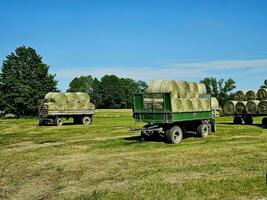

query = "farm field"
[[0, 109, 266, 200]]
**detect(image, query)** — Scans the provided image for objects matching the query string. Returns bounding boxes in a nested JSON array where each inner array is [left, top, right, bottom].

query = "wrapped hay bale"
[[197, 83, 207, 95], [234, 91, 247, 101], [256, 88, 267, 100], [223, 100, 237, 114], [235, 101, 247, 114], [188, 82, 199, 98], [245, 100, 260, 114], [245, 90, 257, 100], [65, 92, 79, 105], [258, 100, 267, 114], [45, 102, 59, 111], [76, 92, 90, 105], [44, 92, 67, 105], [176, 81, 191, 98], [211, 97, 219, 110], [200, 98, 210, 111]]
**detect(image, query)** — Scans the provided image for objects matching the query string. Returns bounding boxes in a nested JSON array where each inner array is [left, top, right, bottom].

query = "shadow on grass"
[[217, 122, 265, 128], [123, 132, 200, 144]]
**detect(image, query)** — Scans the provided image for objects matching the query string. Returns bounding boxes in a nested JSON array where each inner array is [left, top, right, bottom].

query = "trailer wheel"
[[73, 117, 81, 124], [210, 119, 216, 133], [38, 119, 46, 126], [244, 115, 253, 125], [197, 123, 209, 138], [166, 126, 183, 144], [233, 117, 242, 124], [262, 118, 267, 128], [54, 117, 63, 126], [81, 116, 91, 125]]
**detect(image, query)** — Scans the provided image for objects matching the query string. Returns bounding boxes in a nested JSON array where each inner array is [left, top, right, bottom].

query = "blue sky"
[[0, 0, 267, 91]]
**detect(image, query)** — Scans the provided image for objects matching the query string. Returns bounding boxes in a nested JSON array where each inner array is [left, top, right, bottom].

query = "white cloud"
[[53, 58, 267, 81]]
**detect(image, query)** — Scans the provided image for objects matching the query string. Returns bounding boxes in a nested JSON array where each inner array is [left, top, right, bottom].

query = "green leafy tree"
[[0, 46, 57, 116], [67, 75, 94, 94], [200, 77, 236, 105]]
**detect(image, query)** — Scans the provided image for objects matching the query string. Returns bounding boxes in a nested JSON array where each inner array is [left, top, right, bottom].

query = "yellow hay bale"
[[45, 102, 59, 111], [176, 81, 191, 98], [258, 100, 267, 114], [200, 98, 210, 111], [245, 100, 260, 114], [76, 92, 90, 105], [197, 83, 207, 94], [234, 91, 247, 101], [256, 88, 267, 100], [65, 92, 79, 105], [211, 97, 219, 110], [188, 82, 199, 98], [235, 101, 247, 114], [223, 100, 238, 114]]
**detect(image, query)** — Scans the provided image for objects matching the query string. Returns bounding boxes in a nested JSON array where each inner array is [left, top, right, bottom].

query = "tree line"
[[0, 46, 236, 116]]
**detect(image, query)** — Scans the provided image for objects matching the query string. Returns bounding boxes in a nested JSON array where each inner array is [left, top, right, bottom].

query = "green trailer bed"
[[132, 93, 216, 144]]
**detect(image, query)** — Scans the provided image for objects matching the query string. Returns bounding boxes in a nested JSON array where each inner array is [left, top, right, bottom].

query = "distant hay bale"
[[211, 97, 219, 110], [197, 83, 207, 95], [245, 100, 260, 114], [234, 91, 247, 101], [235, 101, 247, 114], [223, 100, 237, 114], [76, 92, 90, 105], [256, 88, 267, 100], [245, 90, 257, 101], [65, 92, 79, 105], [45, 102, 59, 111], [258, 100, 267, 114]]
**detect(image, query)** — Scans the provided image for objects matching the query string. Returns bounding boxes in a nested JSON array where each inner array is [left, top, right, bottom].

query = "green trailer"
[[132, 93, 216, 144]]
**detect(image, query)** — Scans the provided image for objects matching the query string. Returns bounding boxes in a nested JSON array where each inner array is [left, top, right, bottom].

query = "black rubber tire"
[[233, 117, 242, 124], [244, 115, 253, 125], [73, 117, 81, 124], [54, 117, 63, 126], [262, 118, 267, 128], [38, 119, 45, 126], [166, 126, 183, 144], [81, 116, 91, 125], [210, 119, 216, 133], [197, 123, 209, 138]]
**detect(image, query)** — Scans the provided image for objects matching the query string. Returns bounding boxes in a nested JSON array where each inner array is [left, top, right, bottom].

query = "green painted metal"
[[133, 93, 213, 124]]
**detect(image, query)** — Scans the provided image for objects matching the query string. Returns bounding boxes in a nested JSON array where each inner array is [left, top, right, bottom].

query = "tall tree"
[[0, 46, 57, 116], [67, 75, 94, 94], [200, 77, 236, 105]]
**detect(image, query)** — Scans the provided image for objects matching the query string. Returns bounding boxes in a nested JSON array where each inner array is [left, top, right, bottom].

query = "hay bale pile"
[[146, 80, 218, 112], [44, 92, 95, 111], [223, 79, 267, 114]]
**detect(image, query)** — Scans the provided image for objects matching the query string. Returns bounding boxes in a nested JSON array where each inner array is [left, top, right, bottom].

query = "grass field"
[[0, 109, 266, 200]]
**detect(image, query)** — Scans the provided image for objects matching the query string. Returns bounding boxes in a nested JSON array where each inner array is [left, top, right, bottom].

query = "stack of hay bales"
[[44, 92, 95, 111], [223, 80, 267, 114], [146, 80, 218, 112]]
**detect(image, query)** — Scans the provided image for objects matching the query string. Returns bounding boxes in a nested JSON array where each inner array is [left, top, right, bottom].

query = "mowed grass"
[[0, 109, 266, 200]]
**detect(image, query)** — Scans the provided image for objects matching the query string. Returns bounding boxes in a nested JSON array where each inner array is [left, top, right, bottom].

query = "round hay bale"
[[256, 88, 267, 100], [190, 98, 203, 111], [245, 100, 260, 114], [211, 97, 219, 110], [258, 100, 267, 114], [173, 98, 194, 112], [65, 92, 79, 105], [223, 100, 237, 114], [44, 92, 55, 100], [197, 83, 207, 95], [72, 102, 83, 110], [246, 90, 257, 100], [176, 81, 191, 98], [234, 91, 247, 101], [235, 101, 247, 114], [76, 92, 90, 105], [82, 102, 95, 110], [200, 98, 210, 111], [45, 92, 67, 105], [45, 102, 59, 111], [188, 82, 199, 98]]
